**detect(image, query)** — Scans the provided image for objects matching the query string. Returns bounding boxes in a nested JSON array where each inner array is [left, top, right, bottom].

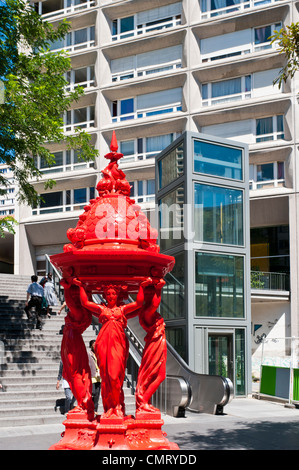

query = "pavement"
[[1, 395, 299, 451]]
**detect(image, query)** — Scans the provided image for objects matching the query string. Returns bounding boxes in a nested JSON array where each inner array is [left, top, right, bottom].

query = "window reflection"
[[194, 139, 243, 180], [159, 186, 184, 251], [194, 183, 243, 246], [195, 252, 244, 318], [161, 252, 185, 320]]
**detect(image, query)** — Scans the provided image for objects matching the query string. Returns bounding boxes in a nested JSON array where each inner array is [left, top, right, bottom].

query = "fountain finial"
[[110, 130, 118, 152]]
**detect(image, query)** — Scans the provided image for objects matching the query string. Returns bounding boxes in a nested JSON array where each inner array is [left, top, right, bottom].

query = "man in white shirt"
[[25, 275, 44, 330]]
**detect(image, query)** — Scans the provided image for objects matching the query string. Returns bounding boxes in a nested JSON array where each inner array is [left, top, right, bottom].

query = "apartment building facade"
[[2, 0, 298, 388]]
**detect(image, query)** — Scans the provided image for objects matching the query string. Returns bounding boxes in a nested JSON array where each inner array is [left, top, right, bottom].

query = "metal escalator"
[[126, 316, 233, 418]]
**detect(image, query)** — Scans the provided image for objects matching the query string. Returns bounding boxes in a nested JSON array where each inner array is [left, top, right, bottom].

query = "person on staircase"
[[24, 275, 44, 330], [88, 339, 101, 414], [43, 273, 58, 318], [56, 360, 76, 414]]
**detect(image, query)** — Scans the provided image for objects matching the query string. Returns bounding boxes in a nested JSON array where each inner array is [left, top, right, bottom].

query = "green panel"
[[260, 365, 276, 396], [293, 369, 299, 401]]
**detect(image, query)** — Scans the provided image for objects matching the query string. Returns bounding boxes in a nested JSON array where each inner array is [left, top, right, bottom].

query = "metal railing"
[[251, 270, 289, 291], [201, 0, 283, 20], [112, 17, 181, 42], [45, 254, 64, 303], [112, 103, 182, 123], [41, 0, 96, 20], [112, 60, 182, 83]]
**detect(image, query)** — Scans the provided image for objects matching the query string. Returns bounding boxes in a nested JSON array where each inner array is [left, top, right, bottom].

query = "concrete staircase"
[[0, 274, 136, 428]]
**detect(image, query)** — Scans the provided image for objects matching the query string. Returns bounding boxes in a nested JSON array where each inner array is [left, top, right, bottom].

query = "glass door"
[[208, 332, 234, 384]]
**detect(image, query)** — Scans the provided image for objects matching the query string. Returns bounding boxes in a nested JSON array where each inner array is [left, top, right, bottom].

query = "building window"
[[39, 191, 64, 214], [129, 179, 155, 204], [165, 326, 186, 362], [161, 252, 185, 321], [112, 16, 135, 40], [111, 3, 182, 42], [202, 76, 251, 106], [119, 134, 179, 164], [254, 23, 281, 51], [158, 140, 184, 190], [111, 45, 182, 83], [200, 0, 278, 19], [201, 23, 280, 63], [201, 0, 247, 18], [112, 98, 135, 122], [249, 161, 285, 190], [256, 115, 284, 142], [49, 26, 95, 53], [194, 183, 244, 246], [32, 187, 95, 215], [66, 66, 95, 91], [35, 0, 96, 20], [64, 106, 95, 132], [194, 139, 243, 181], [251, 225, 290, 290], [37, 149, 94, 174], [159, 185, 184, 251], [195, 252, 244, 318], [112, 88, 182, 123]]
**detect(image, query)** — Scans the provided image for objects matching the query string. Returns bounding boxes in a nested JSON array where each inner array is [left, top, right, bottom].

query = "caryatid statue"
[[49, 131, 178, 450]]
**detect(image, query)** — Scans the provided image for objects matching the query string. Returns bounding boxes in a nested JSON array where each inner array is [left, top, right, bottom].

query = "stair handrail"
[[45, 254, 64, 303]]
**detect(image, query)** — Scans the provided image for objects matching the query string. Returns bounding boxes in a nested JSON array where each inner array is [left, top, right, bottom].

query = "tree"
[[0, 0, 98, 236], [271, 23, 299, 88]]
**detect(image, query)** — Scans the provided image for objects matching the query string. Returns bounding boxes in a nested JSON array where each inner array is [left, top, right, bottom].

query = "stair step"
[[1, 376, 58, 385], [0, 397, 65, 412], [1, 362, 60, 371], [0, 414, 65, 427], [0, 274, 138, 428]]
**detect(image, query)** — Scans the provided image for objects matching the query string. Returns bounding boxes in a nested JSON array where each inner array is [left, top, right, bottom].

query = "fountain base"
[[49, 409, 179, 450]]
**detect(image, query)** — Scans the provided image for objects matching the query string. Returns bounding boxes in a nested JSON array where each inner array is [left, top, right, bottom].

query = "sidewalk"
[[0, 396, 299, 450]]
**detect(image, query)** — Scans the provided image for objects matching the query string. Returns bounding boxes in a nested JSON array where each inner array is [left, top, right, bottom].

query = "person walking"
[[24, 275, 44, 330], [56, 360, 76, 414], [43, 273, 58, 318], [88, 339, 101, 413]]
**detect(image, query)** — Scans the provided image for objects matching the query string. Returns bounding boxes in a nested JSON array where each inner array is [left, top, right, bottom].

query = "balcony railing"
[[256, 130, 284, 143], [112, 17, 181, 42], [202, 90, 251, 107], [251, 271, 289, 291], [51, 39, 95, 54], [201, 0, 283, 20], [39, 161, 95, 175], [202, 40, 279, 63], [32, 202, 88, 216], [249, 178, 285, 190], [40, 0, 96, 20], [119, 151, 157, 165], [112, 103, 182, 123], [63, 119, 95, 133], [66, 79, 95, 92], [112, 60, 182, 83]]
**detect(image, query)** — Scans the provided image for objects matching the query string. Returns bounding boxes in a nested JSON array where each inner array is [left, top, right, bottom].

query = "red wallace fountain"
[[49, 131, 179, 450]]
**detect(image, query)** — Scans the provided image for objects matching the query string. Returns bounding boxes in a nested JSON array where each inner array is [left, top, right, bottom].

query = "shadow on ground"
[[167, 418, 299, 450]]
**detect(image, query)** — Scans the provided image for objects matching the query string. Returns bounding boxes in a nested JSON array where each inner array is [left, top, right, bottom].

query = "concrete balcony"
[[251, 270, 290, 302]]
